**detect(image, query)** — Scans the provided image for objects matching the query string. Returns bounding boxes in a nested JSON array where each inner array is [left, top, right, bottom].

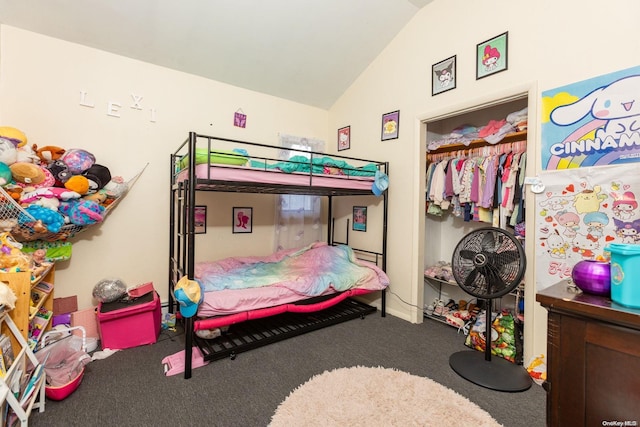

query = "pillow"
[[178, 148, 248, 169]]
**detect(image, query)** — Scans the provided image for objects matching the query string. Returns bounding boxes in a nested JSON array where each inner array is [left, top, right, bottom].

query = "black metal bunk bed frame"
[[169, 132, 389, 378]]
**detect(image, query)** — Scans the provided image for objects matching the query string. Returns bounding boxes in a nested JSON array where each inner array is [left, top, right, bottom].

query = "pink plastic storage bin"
[[97, 292, 161, 350]]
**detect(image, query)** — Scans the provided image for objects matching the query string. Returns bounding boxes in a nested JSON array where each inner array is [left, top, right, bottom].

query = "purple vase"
[[571, 260, 611, 296]]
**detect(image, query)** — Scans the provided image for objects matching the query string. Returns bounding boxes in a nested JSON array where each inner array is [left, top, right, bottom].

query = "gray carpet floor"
[[29, 309, 546, 427]]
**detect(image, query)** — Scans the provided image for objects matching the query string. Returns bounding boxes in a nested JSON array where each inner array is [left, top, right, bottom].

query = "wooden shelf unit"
[[0, 308, 47, 425], [0, 266, 55, 353]]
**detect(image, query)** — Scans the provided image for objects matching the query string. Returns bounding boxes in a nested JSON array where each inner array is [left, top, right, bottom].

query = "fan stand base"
[[449, 350, 532, 392]]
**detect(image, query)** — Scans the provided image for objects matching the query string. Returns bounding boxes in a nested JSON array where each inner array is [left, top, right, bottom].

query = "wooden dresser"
[[536, 281, 640, 426]]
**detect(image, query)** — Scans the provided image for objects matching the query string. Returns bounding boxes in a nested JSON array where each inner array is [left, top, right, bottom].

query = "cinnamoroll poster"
[[542, 65, 640, 170]]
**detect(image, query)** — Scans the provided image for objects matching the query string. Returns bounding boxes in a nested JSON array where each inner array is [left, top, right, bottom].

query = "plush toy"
[[39, 167, 56, 187], [82, 164, 111, 194], [83, 189, 107, 205], [10, 162, 45, 186], [0, 127, 27, 148], [61, 148, 95, 174], [103, 176, 128, 199], [21, 187, 82, 203], [32, 144, 66, 164], [0, 139, 17, 165], [47, 160, 72, 186], [21, 187, 81, 211], [22, 205, 65, 233], [3, 185, 22, 201], [0, 282, 17, 308], [0, 218, 17, 232], [0, 162, 12, 186], [59, 199, 105, 226], [30, 249, 49, 277], [0, 232, 30, 273], [31, 249, 46, 265], [15, 144, 40, 164], [64, 175, 89, 195], [25, 194, 59, 210]]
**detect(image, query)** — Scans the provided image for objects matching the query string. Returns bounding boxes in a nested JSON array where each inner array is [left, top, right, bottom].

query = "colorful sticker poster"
[[541, 65, 640, 170], [535, 163, 640, 291]]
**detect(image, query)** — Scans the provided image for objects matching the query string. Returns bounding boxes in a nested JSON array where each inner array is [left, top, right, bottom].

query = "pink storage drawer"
[[97, 292, 161, 350]]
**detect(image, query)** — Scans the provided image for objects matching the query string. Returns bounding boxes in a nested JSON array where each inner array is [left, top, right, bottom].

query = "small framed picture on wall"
[[432, 55, 456, 96], [353, 206, 367, 232], [338, 126, 351, 151], [232, 207, 253, 233], [381, 110, 400, 141], [476, 32, 508, 80], [194, 205, 207, 234]]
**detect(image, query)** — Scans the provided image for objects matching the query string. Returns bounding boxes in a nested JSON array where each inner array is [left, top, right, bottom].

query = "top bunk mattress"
[[172, 133, 388, 195], [177, 163, 376, 191]]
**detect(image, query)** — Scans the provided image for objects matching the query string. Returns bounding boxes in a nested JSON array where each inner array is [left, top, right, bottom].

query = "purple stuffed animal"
[[59, 199, 105, 226]]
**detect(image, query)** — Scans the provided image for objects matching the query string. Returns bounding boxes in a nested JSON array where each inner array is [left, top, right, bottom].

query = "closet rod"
[[427, 139, 526, 163]]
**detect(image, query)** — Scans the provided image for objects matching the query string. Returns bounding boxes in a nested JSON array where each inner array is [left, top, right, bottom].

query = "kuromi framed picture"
[[432, 55, 456, 96]]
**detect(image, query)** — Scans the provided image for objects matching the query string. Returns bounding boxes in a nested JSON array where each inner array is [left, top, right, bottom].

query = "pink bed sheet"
[[178, 164, 375, 191]]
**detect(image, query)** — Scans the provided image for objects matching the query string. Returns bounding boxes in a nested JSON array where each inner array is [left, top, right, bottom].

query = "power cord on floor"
[[386, 286, 424, 310], [387, 286, 479, 335]]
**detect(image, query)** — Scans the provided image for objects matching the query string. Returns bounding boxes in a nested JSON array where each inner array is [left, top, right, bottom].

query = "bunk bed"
[[170, 132, 389, 379]]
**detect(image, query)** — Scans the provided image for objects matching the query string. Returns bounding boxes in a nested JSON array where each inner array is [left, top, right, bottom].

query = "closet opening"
[[421, 93, 529, 358]]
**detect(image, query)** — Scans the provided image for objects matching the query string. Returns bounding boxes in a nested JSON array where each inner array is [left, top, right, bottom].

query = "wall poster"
[[542, 65, 640, 170], [535, 163, 640, 291]]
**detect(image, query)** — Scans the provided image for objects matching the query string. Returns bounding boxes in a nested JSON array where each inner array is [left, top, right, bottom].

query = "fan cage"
[[451, 227, 525, 299]]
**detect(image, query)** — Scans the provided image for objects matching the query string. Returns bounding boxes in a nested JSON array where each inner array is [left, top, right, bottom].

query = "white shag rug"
[[270, 366, 502, 427]]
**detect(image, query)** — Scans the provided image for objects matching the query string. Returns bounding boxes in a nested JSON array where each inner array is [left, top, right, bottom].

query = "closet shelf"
[[426, 130, 527, 156], [423, 312, 454, 326], [424, 274, 458, 287]]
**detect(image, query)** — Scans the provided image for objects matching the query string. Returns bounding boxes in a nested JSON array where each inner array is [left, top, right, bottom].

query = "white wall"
[[0, 25, 328, 309], [328, 0, 640, 361]]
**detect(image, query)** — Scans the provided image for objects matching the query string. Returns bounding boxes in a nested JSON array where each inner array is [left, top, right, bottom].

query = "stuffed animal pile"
[[0, 126, 128, 240]]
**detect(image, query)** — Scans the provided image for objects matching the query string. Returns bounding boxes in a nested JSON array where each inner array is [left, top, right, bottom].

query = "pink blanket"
[[195, 243, 388, 317]]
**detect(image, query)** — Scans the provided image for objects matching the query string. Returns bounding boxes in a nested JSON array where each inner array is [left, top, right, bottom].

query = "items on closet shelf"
[[427, 107, 528, 151], [423, 261, 454, 283]]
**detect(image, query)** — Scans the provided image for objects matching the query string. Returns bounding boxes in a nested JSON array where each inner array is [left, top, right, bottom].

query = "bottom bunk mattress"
[[193, 242, 389, 330]]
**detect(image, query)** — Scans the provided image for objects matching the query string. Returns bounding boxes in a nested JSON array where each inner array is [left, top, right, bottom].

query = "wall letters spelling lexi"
[[79, 91, 157, 123]]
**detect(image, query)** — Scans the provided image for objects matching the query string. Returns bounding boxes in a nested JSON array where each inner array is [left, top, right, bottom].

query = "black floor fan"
[[449, 226, 532, 392]]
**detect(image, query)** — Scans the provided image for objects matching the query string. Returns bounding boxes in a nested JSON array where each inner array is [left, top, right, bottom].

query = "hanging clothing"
[[425, 140, 526, 224]]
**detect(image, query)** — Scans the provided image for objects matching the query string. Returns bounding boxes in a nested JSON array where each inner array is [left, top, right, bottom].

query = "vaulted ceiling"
[[0, 0, 433, 109]]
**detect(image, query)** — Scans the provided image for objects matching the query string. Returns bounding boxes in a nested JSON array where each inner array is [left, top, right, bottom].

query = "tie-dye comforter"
[[195, 242, 389, 296]]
